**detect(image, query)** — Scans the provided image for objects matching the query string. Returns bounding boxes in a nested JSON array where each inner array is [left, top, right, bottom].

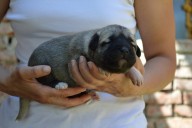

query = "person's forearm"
[[136, 55, 176, 95], [133, 0, 176, 96], [0, 0, 10, 21]]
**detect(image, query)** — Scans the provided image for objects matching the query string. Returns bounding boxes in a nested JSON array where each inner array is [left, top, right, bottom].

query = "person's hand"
[[69, 56, 144, 97], [1, 65, 91, 107]]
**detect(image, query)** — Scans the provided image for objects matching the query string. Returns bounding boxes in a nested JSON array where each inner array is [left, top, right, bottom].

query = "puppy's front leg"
[[126, 67, 144, 86]]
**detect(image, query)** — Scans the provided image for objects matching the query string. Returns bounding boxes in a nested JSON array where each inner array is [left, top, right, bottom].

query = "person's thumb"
[[17, 65, 51, 79]]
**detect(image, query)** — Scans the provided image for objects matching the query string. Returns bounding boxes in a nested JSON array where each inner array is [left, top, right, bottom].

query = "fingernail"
[[88, 62, 92, 69], [43, 66, 51, 73], [80, 56, 84, 63], [71, 60, 76, 66]]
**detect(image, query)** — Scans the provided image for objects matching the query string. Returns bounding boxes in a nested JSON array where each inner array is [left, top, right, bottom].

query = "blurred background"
[[0, 0, 192, 128], [175, 0, 188, 38]]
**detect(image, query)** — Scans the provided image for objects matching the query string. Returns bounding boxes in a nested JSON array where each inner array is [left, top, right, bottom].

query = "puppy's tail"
[[15, 98, 30, 121]]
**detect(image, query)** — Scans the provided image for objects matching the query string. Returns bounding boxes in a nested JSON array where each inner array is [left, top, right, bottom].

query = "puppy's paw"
[[55, 82, 68, 89], [85, 91, 100, 104], [126, 67, 144, 86]]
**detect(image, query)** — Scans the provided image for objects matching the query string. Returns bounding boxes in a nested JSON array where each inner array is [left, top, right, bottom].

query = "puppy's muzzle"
[[102, 46, 136, 73], [120, 46, 130, 58], [118, 47, 130, 68]]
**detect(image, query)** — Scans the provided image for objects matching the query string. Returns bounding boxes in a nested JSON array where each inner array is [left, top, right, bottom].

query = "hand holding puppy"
[[1, 65, 91, 120], [69, 56, 144, 97], [1, 65, 91, 106]]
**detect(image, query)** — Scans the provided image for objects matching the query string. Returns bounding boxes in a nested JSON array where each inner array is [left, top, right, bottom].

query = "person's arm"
[[134, 0, 176, 94], [0, 0, 9, 21], [0, 0, 91, 107], [69, 0, 176, 96]]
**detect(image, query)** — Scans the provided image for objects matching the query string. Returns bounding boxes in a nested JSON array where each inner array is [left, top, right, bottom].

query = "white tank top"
[[0, 0, 147, 128]]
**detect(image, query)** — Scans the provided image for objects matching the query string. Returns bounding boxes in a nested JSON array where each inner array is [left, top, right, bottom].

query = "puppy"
[[16, 24, 143, 120]]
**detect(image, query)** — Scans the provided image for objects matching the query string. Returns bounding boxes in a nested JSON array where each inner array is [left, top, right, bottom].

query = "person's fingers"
[[69, 60, 86, 84], [48, 94, 91, 107], [69, 59, 95, 89], [17, 65, 51, 79], [78, 56, 101, 85], [87, 62, 108, 80], [55, 87, 87, 97], [44, 87, 91, 107]]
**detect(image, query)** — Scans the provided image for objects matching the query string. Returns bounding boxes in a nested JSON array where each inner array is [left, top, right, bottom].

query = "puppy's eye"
[[101, 41, 110, 47]]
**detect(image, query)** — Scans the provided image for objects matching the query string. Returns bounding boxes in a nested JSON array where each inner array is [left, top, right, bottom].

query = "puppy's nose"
[[120, 47, 129, 53]]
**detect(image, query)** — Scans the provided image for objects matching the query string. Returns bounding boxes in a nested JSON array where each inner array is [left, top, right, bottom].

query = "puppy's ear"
[[136, 45, 141, 57], [89, 33, 99, 51], [126, 36, 141, 57]]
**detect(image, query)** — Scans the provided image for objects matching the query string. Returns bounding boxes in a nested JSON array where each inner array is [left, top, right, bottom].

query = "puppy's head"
[[88, 25, 141, 73]]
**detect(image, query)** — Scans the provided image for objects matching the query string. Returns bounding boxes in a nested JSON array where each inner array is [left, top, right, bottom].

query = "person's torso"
[[1, 1, 147, 128]]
